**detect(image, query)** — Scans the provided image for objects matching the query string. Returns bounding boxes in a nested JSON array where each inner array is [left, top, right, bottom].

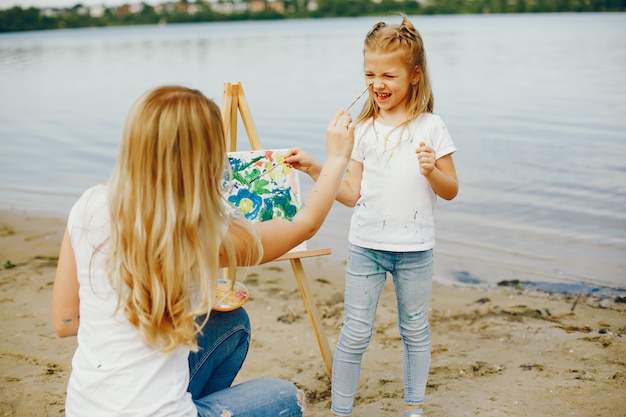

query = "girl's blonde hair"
[[106, 85, 262, 353], [357, 15, 434, 125]]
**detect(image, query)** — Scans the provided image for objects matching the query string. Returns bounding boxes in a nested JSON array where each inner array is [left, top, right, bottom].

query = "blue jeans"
[[331, 244, 433, 416], [189, 308, 305, 417]]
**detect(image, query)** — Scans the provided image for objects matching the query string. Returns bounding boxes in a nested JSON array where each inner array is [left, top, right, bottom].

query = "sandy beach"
[[0, 209, 624, 417]]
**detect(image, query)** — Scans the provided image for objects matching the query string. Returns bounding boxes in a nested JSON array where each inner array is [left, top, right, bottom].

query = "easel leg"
[[220, 81, 334, 378], [289, 258, 334, 379]]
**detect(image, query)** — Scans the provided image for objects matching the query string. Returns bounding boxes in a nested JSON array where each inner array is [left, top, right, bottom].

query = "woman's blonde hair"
[[106, 85, 261, 353], [357, 15, 434, 125]]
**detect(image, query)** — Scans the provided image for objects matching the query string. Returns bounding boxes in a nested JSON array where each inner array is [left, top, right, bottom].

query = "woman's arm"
[[334, 159, 362, 208], [285, 149, 363, 208], [231, 109, 355, 264], [51, 229, 80, 338]]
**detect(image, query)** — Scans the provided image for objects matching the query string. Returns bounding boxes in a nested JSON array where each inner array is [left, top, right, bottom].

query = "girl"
[[51, 85, 355, 417], [285, 16, 458, 417]]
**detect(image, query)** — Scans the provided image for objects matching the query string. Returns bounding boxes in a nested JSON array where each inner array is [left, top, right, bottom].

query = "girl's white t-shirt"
[[349, 113, 456, 252], [65, 184, 197, 417]]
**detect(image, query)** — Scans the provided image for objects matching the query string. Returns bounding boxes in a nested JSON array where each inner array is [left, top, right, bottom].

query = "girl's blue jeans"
[[189, 308, 305, 417], [331, 244, 433, 416]]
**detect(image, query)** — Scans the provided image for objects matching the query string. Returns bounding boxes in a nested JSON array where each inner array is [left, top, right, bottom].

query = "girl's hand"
[[285, 110, 353, 181], [416, 141, 436, 176], [284, 147, 316, 174]]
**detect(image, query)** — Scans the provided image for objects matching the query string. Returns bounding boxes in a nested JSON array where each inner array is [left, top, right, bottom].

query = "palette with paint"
[[213, 279, 249, 311]]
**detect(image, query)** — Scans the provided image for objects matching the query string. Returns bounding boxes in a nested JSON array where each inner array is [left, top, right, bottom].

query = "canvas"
[[223, 149, 306, 251]]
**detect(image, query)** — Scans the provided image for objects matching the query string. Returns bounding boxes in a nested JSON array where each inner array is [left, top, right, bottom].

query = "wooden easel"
[[221, 82, 334, 378]]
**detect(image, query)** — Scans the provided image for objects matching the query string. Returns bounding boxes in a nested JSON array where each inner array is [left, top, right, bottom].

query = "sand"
[[0, 209, 624, 417]]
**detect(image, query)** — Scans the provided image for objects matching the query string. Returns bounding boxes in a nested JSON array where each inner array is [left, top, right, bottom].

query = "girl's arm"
[[285, 151, 363, 208], [253, 155, 348, 263], [51, 229, 80, 338], [416, 141, 458, 200]]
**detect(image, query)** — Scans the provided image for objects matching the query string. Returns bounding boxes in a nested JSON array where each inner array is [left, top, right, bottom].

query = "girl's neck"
[[375, 114, 409, 128], [376, 107, 410, 127]]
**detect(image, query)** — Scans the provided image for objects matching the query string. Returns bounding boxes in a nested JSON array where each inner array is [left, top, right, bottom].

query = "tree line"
[[1, 0, 624, 33]]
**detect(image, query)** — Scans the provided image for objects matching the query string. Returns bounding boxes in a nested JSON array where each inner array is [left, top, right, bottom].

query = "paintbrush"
[[248, 161, 285, 184], [249, 85, 372, 184], [345, 83, 373, 113]]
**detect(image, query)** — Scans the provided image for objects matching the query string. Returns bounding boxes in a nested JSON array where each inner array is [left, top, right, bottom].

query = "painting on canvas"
[[223, 149, 306, 251]]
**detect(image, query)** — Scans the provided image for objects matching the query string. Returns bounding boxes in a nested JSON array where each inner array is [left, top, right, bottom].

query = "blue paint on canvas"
[[223, 149, 302, 223]]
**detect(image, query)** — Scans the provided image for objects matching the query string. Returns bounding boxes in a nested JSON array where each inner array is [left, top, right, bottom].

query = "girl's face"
[[364, 49, 419, 120]]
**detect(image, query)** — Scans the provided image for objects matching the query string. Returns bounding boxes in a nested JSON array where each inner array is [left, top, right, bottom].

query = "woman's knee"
[[210, 307, 250, 330], [241, 378, 306, 415]]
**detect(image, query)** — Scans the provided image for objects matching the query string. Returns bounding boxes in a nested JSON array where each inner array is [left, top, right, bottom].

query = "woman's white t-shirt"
[[65, 184, 197, 417], [349, 113, 456, 252]]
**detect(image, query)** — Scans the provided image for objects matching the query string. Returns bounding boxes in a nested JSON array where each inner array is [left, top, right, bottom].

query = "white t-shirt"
[[65, 184, 197, 417], [349, 113, 456, 252]]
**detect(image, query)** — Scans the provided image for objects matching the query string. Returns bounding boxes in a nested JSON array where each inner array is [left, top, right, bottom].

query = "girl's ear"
[[412, 66, 422, 84]]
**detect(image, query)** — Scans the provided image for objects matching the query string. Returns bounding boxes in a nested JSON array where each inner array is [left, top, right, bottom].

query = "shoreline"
[[1, 208, 625, 416], [3, 206, 622, 298]]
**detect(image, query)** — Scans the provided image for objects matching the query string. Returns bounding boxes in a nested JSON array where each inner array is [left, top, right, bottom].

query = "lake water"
[[1, 13, 625, 294]]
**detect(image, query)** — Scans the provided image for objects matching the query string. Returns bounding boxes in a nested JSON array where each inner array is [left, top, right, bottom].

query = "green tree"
[[0, 6, 39, 32], [1, 0, 625, 33]]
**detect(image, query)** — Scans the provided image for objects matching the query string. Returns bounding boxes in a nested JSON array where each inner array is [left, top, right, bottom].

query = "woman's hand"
[[325, 109, 354, 162]]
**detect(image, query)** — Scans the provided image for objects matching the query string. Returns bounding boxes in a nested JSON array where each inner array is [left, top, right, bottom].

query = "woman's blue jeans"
[[189, 308, 305, 417], [331, 244, 433, 416]]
